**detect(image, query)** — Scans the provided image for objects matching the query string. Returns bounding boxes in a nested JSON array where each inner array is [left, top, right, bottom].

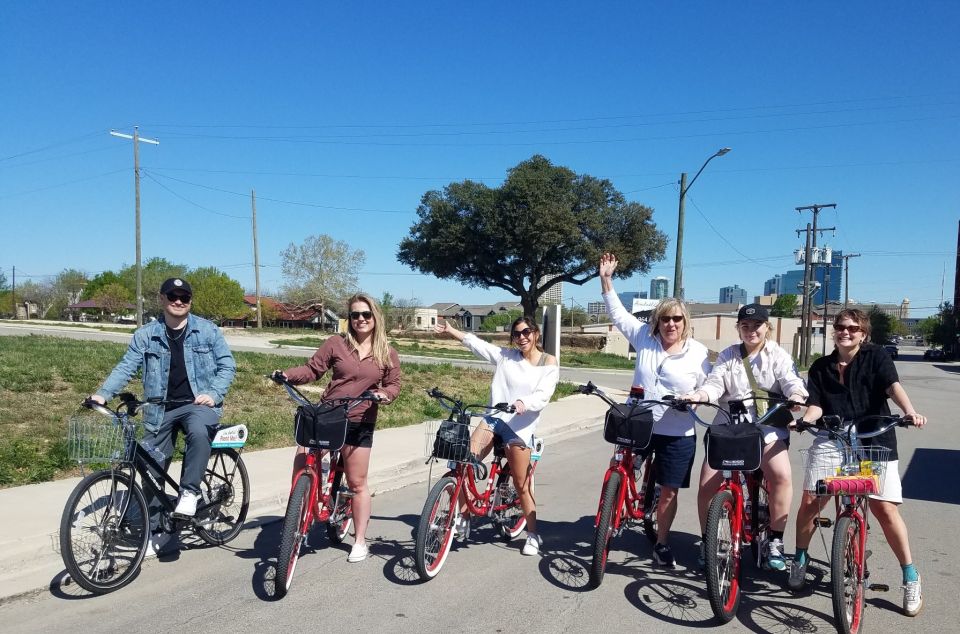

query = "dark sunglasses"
[[350, 311, 374, 320], [659, 315, 684, 323], [512, 327, 534, 340], [834, 324, 863, 333], [165, 292, 192, 303]]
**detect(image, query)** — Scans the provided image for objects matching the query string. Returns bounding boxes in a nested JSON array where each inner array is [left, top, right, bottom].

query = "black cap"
[[737, 303, 769, 322], [160, 277, 192, 296]]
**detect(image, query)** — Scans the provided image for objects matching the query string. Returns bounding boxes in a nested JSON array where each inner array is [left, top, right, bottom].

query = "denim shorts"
[[638, 433, 697, 489], [483, 416, 534, 450]]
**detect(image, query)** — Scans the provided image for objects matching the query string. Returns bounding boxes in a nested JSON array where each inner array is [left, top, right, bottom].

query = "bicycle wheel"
[[705, 490, 741, 623], [59, 470, 149, 594], [195, 449, 250, 546], [325, 471, 353, 544], [414, 476, 457, 580], [638, 460, 659, 544], [491, 471, 533, 540], [750, 477, 770, 568], [831, 516, 865, 634], [589, 471, 622, 589], [275, 474, 313, 599]]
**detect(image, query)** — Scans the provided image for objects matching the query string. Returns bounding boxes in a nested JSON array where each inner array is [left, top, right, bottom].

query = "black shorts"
[[344, 422, 375, 448], [638, 433, 697, 489]]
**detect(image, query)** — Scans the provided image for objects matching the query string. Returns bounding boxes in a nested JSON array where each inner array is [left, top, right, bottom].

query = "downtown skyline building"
[[764, 249, 843, 305], [719, 284, 747, 304], [650, 277, 669, 300]]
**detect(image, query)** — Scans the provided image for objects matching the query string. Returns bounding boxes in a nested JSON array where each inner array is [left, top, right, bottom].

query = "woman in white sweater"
[[433, 316, 559, 556]]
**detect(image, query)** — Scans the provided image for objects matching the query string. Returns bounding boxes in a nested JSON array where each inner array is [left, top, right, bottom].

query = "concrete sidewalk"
[[0, 388, 621, 602]]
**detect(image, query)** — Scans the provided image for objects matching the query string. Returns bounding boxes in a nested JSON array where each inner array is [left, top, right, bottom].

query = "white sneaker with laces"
[[144, 532, 172, 559], [903, 575, 922, 616], [766, 538, 786, 571], [347, 542, 369, 563], [521, 534, 542, 556], [173, 490, 200, 517], [453, 515, 470, 540]]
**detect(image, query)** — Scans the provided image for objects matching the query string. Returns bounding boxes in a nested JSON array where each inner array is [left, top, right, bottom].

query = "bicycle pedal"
[[869, 583, 890, 592], [815, 517, 833, 528]]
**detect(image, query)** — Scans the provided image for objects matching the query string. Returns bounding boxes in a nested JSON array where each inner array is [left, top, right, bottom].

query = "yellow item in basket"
[[859, 460, 874, 475]]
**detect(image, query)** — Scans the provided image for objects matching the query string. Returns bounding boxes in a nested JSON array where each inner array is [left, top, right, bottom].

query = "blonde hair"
[[343, 293, 395, 369], [650, 298, 692, 342]]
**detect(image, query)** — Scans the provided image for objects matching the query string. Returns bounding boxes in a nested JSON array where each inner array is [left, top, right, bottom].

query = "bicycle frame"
[[288, 448, 346, 527], [595, 449, 655, 532]]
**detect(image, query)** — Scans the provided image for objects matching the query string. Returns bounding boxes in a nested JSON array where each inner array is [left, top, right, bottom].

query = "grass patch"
[[0, 335, 579, 487]]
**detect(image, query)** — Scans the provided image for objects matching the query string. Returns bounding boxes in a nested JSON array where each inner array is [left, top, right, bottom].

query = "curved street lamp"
[[673, 147, 731, 299]]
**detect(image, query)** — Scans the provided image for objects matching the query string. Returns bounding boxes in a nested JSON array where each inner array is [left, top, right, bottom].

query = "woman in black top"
[[789, 309, 927, 617]]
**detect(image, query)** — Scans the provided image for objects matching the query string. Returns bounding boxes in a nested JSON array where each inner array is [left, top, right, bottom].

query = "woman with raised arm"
[[789, 308, 926, 617], [276, 293, 401, 563], [433, 316, 559, 556], [682, 303, 808, 571], [599, 252, 711, 568]]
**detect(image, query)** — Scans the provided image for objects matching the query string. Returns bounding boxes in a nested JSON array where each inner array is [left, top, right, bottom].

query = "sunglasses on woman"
[[659, 315, 684, 323], [834, 324, 863, 333], [512, 327, 534, 340], [350, 311, 373, 320]]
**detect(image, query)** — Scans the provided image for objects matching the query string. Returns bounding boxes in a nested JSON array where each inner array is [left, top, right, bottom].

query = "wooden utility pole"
[[251, 189, 262, 328], [11, 266, 16, 320], [841, 253, 861, 308], [796, 203, 837, 366]]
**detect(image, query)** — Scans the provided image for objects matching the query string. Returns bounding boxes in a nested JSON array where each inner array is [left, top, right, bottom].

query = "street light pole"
[[674, 147, 731, 299]]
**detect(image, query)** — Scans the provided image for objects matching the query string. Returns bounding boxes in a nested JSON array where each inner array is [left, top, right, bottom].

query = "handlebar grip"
[[267, 371, 286, 384]]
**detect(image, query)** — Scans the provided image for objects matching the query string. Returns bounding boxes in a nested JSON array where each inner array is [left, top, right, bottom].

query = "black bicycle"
[[59, 393, 250, 594]]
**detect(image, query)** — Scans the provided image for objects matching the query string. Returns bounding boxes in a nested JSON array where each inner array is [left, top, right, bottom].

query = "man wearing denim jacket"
[[90, 277, 236, 555]]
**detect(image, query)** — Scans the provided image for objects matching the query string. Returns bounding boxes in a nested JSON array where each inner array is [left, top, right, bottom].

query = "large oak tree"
[[398, 155, 667, 316]]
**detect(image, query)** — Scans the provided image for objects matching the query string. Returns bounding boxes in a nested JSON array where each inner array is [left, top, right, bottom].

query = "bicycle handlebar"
[[82, 393, 195, 419], [793, 414, 913, 442], [425, 387, 515, 417], [266, 373, 381, 410], [577, 382, 678, 410]]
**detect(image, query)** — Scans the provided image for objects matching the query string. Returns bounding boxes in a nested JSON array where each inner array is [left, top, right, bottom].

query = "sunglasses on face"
[[165, 293, 192, 303], [512, 327, 534, 340], [350, 311, 373, 320], [834, 324, 863, 334], [659, 315, 684, 323]]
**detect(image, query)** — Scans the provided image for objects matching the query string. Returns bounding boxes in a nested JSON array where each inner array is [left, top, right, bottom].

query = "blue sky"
[[2, 2, 958, 317]]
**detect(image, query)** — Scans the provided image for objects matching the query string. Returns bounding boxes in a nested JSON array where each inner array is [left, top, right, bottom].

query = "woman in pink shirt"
[[279, 293, 401, 563]]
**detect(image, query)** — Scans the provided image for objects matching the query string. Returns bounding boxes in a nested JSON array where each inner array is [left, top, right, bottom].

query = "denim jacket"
[[96, 314, 237, 432]]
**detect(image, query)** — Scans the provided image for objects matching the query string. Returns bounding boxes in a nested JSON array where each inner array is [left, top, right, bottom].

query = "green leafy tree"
[[480, 309, 523, 332], [81, 271, 125, 300], [15, 280, 55, 318], [281, 234, 364, 325], [770, 294, 798, 318], [118, 258, 189, 316], [918, 316, 938, 344], [0, 291, 13, 317], [380, 291, 395, 329], [563, 306, 590, 328], [0, 270, 8, 291], [868, 305, 894, 344], [188, 267, 246, 324], [92, 282, 134, 317], [397, 154, 668, 317], [931, 302, 958, 352]]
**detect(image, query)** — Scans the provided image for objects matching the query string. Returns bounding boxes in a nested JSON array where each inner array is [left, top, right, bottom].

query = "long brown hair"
[[343, 293, 395, 368]]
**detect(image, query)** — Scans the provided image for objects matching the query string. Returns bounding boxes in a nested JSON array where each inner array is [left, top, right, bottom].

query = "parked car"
[[883, 344, 899, 359], [923, 348, 945, 360]]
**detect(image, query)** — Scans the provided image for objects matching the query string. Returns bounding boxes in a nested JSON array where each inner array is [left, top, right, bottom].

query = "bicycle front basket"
[[431, 419, 471, 462], [802, 444, 892, 496], [705, 423, 763, 471], [603, 403, 655, 449], [67, 412, 137, 464], [294, 402, 349, 451]]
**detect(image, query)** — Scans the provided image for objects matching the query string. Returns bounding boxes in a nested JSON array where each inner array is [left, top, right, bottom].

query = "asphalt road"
[[0, 346, 954, 633]]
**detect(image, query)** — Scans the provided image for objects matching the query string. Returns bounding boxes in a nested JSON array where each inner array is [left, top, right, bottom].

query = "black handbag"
[[294, 403, 349, 451], [705, 423, 763, 471], [603, 403, 655, 450], [432, 419, 471, 461]]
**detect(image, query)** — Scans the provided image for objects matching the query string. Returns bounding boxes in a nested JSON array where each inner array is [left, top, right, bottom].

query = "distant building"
[[719, 285, 747, 304], [539, 275, 563, 305], [587, 301, 606, 315], [764, 275, 783, 296], [650, 277, 669, 300], [617, 291, 640, 309], [779, 249, 844, 304]]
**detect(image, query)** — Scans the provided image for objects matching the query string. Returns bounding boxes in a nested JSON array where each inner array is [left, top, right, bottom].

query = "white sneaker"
[[173, 490, 200, 517], [347, 542, 369, 563], [453, 515, 470, 540], [903, 575, 922, 616], [521, 534, 542, 556], [144, 532, 172, 559]]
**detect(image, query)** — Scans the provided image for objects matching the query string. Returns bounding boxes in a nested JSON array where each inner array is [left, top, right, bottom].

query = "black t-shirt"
[[165, 324, 194, 409], [806, 342, 900, 459]]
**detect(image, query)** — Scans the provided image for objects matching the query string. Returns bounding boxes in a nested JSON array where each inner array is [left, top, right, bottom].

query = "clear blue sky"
[[2, 2, 958, 317]]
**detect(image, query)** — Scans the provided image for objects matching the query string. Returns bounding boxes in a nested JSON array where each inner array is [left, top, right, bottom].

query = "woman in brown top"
[[278, 292, 401, 563]]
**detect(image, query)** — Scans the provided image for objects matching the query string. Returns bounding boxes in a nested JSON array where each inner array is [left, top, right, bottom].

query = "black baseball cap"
[[160, 277, 192, 296], [737, 303, 769, 322]]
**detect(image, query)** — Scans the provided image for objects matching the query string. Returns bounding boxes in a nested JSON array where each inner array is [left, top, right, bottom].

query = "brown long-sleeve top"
[[283, 335, 401, 424]]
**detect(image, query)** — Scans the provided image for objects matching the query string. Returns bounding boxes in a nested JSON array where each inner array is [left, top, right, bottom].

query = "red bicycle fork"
[[290, 452, 334, 523]]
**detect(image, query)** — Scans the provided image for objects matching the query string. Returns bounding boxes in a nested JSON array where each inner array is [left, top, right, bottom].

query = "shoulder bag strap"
[[740, 343, 768, 416]]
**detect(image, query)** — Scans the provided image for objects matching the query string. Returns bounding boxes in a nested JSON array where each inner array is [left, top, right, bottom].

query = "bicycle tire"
[[831, 515, 865, 634], [705, 490, 741, 623], [414, 476, 457, 580], [750, 476, 770, 568], [638, 460, 659, 544], [195, 449, 250, 546], [275, 474, 313, 599], [59, 469, 149, 594], [492, 470, 532, 540], [589, 471, 622, 589], [325, 478, 353, 545]]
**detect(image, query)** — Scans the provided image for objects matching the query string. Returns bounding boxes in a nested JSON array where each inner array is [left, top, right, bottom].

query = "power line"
[[0, 169, 128, 200], [142, 171, 250, 219]]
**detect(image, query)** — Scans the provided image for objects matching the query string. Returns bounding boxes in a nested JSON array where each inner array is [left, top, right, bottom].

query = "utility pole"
[[841, 253, 861, 308], [797, 226, 811, 363], [251, 189, 262, 328], [10, 266, 15, 320], [110, 127, 159, 326], [796, 203, 836, 366]]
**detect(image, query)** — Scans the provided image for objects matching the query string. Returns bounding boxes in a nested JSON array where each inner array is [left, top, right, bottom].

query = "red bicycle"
[[798, 414, 912, 634], [414, 388, 543, 580], [578, 382, 662, 588], [677, 395, 796, 623], [269, 373, 380, 599]]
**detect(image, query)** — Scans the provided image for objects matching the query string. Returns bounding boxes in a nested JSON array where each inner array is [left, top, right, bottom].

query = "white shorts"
[[801, 440, 903, 504]]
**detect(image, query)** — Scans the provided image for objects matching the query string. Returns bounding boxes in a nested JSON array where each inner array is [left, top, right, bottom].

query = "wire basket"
[[67, 413, 137, 464], [424, 418, 492, 463], [801, 443, 892, 496]]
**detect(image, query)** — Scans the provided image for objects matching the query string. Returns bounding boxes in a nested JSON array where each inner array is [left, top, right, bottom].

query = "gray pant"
[[144, 404, 220, 531]]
